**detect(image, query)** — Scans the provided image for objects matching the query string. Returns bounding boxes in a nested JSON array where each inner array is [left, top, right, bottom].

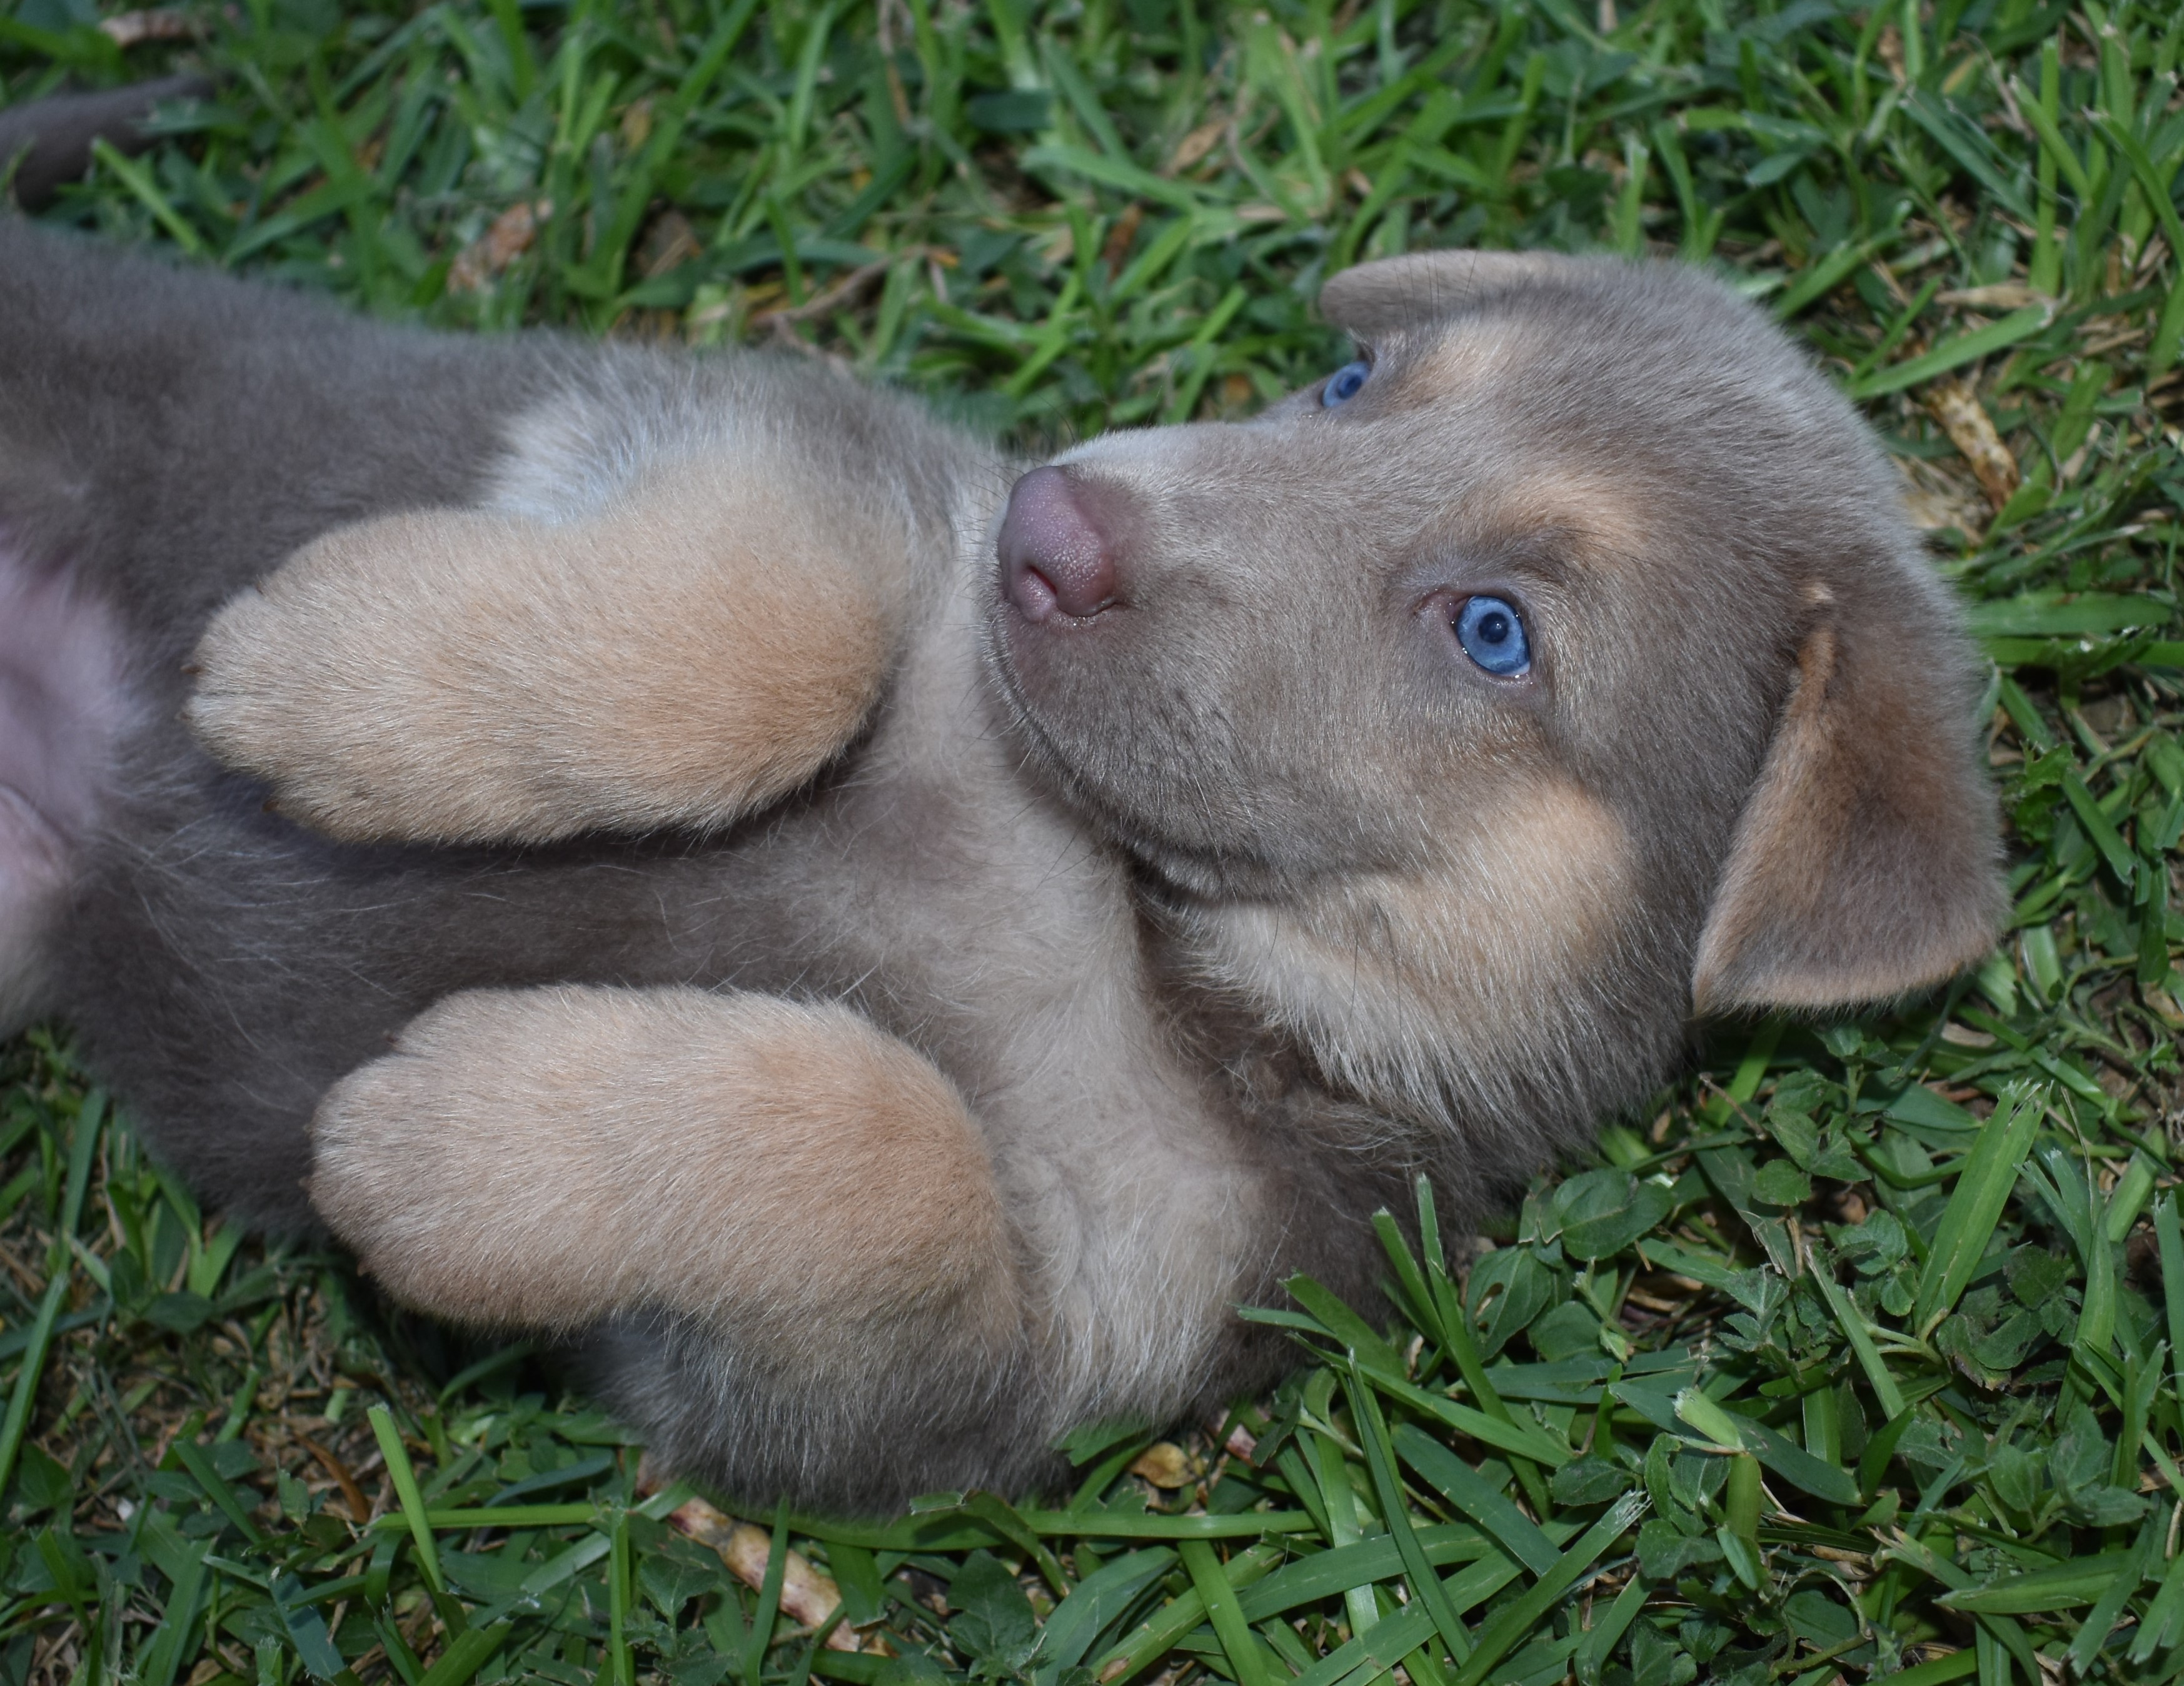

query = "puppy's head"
[[985, 251, 2003, 1164]]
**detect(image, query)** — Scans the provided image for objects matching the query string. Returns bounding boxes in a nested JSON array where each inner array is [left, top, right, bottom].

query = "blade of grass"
[[1346, 1375, 1477, 1664], [1179, 1539, 1276, 1686], [1237, 1525, 1548, 1623], [1807, 1261, 1908, 1423], [1093, 1542, 1284, 1685], [172, 1435, 266, 1545], [416, 1622, 513, 1686], [610, 1506, 633, 1686], [747, 1502, 791, 1686], [1040, 1550, 1175, 1672], [1911, 1083, 2046, 1334], [2158, 1194, 2184, 1399], [1390, 1423, 1557, 1575], [1449, 1495, 1648, 1686], [0, 1267, 69, 1503], [2066, 1520, 2156, 1672], [89, 137, 204, 256], [1849, 306, 2053, 399], [0, 1093, 102, 1499], [1573, 1573, 1648, 1686], [369, 1405, 446, 1596]]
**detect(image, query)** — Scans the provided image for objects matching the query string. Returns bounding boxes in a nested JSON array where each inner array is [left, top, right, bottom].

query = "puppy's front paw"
[[306, 988, 652, 1331], [304, 996, 516, 1315], [187, 510, 526, 846], [187, 577, 380, 838]]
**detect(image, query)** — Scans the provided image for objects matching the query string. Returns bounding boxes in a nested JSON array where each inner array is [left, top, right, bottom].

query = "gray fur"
[[0, 74, 213, 210], [0, 210, 2002, 1510]]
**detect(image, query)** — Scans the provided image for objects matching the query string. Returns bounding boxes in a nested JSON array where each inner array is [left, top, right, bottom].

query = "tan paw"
[[186, 510, 523, 844], [191, 460, 896, 849], [303, 992, 545, 1316], [306, 986, 1022, 1350]]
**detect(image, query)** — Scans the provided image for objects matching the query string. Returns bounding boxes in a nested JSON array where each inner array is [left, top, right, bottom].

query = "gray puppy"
[[0, 211, 2001, 1508]]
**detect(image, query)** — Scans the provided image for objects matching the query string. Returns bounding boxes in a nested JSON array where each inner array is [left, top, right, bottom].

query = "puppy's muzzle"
[[999, 467, 1119, 621]]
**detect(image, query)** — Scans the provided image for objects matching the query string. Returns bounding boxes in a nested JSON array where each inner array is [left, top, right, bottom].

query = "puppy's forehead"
[[1329, 375, 1666, 565], [1327, 255, 1791, 444], [1366, 294, 1691, 427], [1347, 311, 1823, 572], [1376, 315, 1550, 404], [1427, 467, 1656, 568]]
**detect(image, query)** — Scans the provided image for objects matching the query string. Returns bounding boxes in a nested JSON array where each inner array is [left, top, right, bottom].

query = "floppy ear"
[[1692, 592, 2005, 1014], [1319, 250, 1581, 336]]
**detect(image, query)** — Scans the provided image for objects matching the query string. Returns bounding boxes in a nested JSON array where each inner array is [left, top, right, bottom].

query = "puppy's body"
[[1, 220, 1396, 1498], [1, 215, 2003, 1507]]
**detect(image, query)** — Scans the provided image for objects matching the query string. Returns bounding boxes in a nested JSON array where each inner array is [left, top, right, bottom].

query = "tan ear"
[[1692, 595, 2005, 1014], [1319, 250, 1579, 336]]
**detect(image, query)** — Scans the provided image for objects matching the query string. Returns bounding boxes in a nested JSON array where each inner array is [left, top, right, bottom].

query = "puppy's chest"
[[739, 601, 1180, 1075]]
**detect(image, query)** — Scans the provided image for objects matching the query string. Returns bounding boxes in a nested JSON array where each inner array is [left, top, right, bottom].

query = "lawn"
[[3, 0, 2181, 1682]]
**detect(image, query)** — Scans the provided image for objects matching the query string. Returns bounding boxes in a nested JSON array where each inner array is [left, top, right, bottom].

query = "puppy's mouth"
[[979, 610, 1100, 803], [980, 618, 1311, 903]]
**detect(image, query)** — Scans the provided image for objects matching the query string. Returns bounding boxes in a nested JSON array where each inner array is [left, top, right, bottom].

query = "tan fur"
[[1693, 622, 1849, 1009], [308, 986, 1019, 1361], [1693, 608, 2000, 1011], [1502, 473, 1654, 560], [1183, 780, 1633, 1119], [1405, 321, 1547, 398], [188, 449, 907, 844]]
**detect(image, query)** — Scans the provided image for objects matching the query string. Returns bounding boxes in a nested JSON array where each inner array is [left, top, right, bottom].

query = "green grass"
[[4, 0, 2184, 1680]]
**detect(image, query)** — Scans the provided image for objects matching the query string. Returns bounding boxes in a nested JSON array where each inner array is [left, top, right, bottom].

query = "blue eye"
[[1322, 360, 1371, 407], [1454, 595, 1530, 676]]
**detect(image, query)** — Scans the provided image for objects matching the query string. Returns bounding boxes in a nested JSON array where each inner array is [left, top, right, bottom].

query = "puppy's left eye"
[[1322, 360, 1371, 407], [1454, 595, 1530, 676]]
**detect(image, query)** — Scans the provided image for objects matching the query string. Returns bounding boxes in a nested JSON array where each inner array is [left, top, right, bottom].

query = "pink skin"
[[998, 467, 1119, 622], [0, 544, 131, 942]]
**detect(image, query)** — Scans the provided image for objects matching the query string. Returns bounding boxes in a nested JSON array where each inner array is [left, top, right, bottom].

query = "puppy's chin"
[[981, 596, 1307, 900]]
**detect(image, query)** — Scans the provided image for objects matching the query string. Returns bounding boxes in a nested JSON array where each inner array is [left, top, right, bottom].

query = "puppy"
[[0, 212, 2003, 1508]]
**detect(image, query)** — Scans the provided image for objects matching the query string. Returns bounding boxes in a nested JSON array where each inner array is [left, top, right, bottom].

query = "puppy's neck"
[[1145, 839, 1681, 1186]]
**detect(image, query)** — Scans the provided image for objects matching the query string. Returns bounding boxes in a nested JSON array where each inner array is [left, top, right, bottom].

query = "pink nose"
[[999, 467, 1117, 622]]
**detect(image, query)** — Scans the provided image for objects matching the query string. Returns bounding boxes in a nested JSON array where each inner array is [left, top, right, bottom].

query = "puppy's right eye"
[[1454, 595, 1531, 677], [1322, 361, 1371, 407]]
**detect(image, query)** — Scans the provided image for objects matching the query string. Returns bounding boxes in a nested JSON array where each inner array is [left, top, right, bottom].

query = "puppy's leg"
[[187, 448, 908, 845], [308, 986, 1020, 1376], [0, 75, 214, 209]]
